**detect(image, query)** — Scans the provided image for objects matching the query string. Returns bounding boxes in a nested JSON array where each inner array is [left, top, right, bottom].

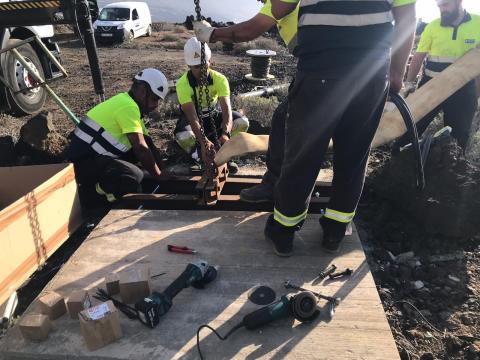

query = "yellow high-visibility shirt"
[[259, 0, 299, 52]]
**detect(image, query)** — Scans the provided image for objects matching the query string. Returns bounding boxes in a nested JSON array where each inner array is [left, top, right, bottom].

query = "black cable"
[[196, 322, 244, 360], [389, 92, 425, 190], [93, 288, 138, 320], [251, 57, 272, 79]]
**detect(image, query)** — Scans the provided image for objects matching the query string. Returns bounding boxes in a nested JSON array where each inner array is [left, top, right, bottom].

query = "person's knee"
[[232, 115, 249, 137], [175, 125, 196, 153]]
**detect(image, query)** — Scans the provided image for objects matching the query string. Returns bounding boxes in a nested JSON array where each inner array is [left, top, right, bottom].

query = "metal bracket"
[[196, 164, 229, 206]]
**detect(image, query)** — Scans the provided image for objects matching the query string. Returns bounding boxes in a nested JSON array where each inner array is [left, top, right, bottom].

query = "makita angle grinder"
[[196, 291, 319, 359], [135, 260, 217, 328]]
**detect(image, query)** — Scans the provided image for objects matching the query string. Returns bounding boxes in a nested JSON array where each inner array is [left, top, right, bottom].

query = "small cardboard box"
[[38, 292, 66, 320], [79, 300, 122, 351], [105, 273, 120, 296], [119, 266, 150, 304], [19, 313, 52, 341], [66, 290, 92, 319]]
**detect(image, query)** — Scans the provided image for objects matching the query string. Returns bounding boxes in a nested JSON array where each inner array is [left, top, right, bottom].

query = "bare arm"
[[219, 97, 233, 133], [390, 3, 416, 92], [127, 133, 162, 179], [405, 52, 428, 82], [271, 0, 297, 19], [211, 14, 276, 43]]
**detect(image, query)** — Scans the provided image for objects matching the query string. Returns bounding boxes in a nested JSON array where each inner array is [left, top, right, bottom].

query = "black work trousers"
[[263, 98, 289, 185], [274, 71, 388, 226], [408, 76, 478, 150], [74, 155, 144, 203]]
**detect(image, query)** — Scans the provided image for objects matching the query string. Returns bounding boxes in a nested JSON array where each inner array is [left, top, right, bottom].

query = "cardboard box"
[[119, 266, 150, 304], [66, 290, 92, 319], [38, 292, 66, 320], [79, 300, 122, 351], [105, 273, 120, 296], [0, 164, 83, 308], [19, 313, 52, 341]]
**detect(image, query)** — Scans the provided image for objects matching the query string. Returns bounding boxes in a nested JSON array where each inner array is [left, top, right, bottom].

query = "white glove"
[[402, 81, 417, 97], [194, 20, 215, 43]]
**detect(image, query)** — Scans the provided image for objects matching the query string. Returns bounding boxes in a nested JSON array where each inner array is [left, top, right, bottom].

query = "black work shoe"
[[227, 160, 239, 174], [320, 216, 348, 253], [264, 214, 296, 257], [240, 182, 274, 203]]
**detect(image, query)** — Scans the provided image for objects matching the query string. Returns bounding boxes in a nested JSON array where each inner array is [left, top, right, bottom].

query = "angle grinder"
[[135, 260, 217, 328], [196, 291, 319, 359]]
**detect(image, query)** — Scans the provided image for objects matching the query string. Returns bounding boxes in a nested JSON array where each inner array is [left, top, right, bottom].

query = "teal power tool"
[[196, 291, 320, 359], [135, 260, 217, 328]]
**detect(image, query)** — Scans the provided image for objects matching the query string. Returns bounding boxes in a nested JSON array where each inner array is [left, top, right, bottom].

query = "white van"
[[93, 2, 152, 43]]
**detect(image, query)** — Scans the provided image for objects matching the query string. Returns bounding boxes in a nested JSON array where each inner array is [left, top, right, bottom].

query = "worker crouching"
[[66, 68, 170, 206], [174, 37, 249, 174]]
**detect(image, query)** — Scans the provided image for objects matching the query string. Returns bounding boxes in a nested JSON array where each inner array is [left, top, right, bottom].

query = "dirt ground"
[[1, 24, 480, 360]]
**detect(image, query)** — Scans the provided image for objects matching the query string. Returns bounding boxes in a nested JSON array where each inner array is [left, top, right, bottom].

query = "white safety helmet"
[[184, 37, 211, 66], [134, 68, 169, 99]]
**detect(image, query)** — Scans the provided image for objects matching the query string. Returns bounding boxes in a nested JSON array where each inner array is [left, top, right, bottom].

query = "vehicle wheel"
[[146, 24, 152, 37], [127, 30, 134, 42], [3, 39, 47, 116]]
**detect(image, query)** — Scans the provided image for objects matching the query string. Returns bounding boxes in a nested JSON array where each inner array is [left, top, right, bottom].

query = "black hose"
[[388, 92, 425, 190]]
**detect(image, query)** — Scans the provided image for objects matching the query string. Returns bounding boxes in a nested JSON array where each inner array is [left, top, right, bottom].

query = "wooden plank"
[[0, 164, 83, 307], [0, 210, 399, 360]]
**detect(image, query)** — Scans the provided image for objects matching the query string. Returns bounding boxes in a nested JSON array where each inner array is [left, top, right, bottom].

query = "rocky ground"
[[1, 23, 480, 360]]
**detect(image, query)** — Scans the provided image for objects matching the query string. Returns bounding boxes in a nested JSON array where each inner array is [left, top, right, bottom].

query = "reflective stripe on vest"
[[274, 208, 308, 227], [299, 0, 393, 28], [74, 116, 130, 158], [324, 208, 355, 223]]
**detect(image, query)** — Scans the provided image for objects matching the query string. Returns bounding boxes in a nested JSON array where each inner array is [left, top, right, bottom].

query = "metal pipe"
[[11, 48, 80, 125], [237, 83, 289, 98]]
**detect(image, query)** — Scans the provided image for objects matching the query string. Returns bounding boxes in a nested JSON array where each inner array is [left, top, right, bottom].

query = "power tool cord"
[[94, 288, 138, 320], [196, 322, 244, 360]]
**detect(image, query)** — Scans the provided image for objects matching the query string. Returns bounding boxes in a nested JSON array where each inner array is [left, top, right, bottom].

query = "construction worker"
[[66, 68, 170, 205], [245, 0, 416, 257], [194, 0, 298, 202], [402, 0, 479, 150], [174, 37, 249, 174]]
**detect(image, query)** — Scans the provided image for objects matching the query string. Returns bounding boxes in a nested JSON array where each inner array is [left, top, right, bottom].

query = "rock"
[[396, 251, 415, 263], [19, 111, 55, 150], [460, 313, 475, 326], [429, 252, 465, 263], [0, 136, 16, 166], [438, 311, 451, 321], [398, 265, 412, 281], [446, 335, 464, 352], [399, 349, 411, 360], [419, 309, 432, 317], [419, 353, 434, 360], [407, 329, 425, 339], [447, 275, 461, 287], [411, 280, 425, 290]]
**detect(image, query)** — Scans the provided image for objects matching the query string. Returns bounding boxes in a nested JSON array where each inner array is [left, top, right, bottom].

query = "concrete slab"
[[0, 210, 399, 360]]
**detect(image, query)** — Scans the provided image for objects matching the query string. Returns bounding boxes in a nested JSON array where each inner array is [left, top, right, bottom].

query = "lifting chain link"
[[193, 0, 220, 178]]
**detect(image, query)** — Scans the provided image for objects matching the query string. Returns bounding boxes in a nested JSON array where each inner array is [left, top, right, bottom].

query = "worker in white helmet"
[[66, 68, 171, 206], [174, 37, 249, 174]]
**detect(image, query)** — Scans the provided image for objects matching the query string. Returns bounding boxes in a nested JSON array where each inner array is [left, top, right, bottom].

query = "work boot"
[[320, 216, 348, 253], [240, 182, 274, 203], [227, 160, 239, 174], [264, 214, 299, 257]]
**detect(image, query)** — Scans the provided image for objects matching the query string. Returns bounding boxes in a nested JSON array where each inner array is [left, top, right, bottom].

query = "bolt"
[[318, 264, 337, 279], [328, 268, 353, 280]]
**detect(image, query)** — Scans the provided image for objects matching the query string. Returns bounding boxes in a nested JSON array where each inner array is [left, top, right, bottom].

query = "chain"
[[193, 0, 219, 178]]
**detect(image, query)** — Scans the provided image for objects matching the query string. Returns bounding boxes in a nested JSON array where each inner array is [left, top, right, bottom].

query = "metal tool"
[[318, 264, 337, 279], [135, 260, 217, 328], [284, 281, 340, 305], [167, 244, 197, 255], [329, 268, 353, 280]]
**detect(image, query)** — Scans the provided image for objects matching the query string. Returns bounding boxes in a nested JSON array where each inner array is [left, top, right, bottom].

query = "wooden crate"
[[0, 163, 82, 307]]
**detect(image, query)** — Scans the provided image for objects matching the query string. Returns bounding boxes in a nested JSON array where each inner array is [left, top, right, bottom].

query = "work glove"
[[402, 81, 417, 97], [194, 20, 215, 43]]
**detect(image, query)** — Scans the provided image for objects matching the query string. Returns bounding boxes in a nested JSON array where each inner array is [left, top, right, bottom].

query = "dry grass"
[[172, 25, 186, 34], [232, 36, 285, 56], [162, 33, 181, 42], [233, 95, 280, 128]]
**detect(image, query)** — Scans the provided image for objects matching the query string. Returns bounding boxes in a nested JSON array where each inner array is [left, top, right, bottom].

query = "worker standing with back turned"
[[402, 0, 480, 150], [252, 0, 417, 257], [194, 0, 299, 202]]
